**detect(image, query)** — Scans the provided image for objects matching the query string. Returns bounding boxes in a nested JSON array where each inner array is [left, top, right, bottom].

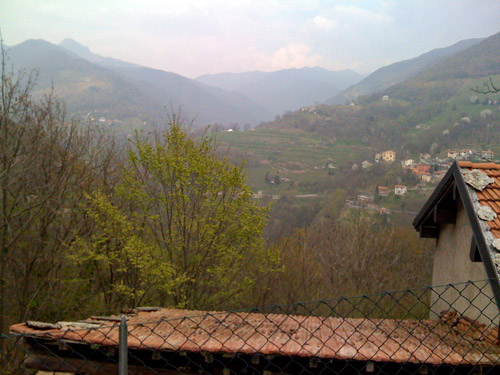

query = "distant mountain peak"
[[59, 38, 91, 55], [7, 39, 75, 60], [58, 38, 140, 70], [17, 39, 59, 49]]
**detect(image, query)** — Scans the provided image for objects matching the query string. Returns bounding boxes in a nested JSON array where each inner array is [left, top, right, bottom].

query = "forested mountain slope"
[[328, 38, 482, 104]]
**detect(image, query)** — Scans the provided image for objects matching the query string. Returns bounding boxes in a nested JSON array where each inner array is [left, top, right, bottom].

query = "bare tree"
[[474, 77, 500, 94], [0, 43, 120, 348], [265, 214, 433, 313], [1, 45, 39, 346]]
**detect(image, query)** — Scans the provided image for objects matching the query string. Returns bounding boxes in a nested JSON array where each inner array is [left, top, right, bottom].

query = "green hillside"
[[216, 31, 500, 229], [217, 127, 372, 192], [329, 37, 482, 104]]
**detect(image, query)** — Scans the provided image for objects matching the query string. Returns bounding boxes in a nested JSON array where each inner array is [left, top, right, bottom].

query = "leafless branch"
[[473, 76, 500, 94]]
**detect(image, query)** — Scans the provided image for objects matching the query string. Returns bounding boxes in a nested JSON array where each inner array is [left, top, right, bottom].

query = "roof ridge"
[[458, 161, 500, 169]]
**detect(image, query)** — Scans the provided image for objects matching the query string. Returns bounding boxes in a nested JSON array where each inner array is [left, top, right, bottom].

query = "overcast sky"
[[1, 0, 500, 78]]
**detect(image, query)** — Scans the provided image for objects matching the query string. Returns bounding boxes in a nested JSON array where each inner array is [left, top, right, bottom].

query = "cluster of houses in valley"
[[354, 147, 497, 210], [446, 148, 494, 161], [373, 148, 495, 185], [353, 184, 411, 215], [252, 190, 281, 200]]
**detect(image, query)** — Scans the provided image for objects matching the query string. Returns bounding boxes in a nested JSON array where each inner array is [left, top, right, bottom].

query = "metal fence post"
[[119, 315, 128, 375]]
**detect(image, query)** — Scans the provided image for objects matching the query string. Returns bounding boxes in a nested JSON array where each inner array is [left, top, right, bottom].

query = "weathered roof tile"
[[459, 162, 500, 238], [9, 308, 500, 366]]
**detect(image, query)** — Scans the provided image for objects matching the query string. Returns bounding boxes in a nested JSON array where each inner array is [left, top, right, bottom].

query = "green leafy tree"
[[71, 118, 279, 311]]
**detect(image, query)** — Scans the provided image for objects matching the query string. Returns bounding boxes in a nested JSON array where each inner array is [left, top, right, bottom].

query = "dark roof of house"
[[10, 308, 500, 366], [413, 161, 500, 310]]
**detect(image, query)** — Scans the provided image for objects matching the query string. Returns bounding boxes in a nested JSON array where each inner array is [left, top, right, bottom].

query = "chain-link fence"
[[1, 279, 500, 374]]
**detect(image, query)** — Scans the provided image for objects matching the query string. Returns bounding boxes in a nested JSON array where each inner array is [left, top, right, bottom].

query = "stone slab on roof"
[[459, 162, 500, 239], [10, 308, 500, 366]]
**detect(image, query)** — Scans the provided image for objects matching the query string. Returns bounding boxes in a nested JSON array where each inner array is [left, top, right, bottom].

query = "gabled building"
[[420, 172, 432, 183], [376, 185, 390, 197], [394, 185, 408, 196], [361, 160, 372, 170], [481, 150, 495, 161], [401, 159, 415, 167], [416, 164, 431, 173], [413, 161, 500, 324], [357, 194, 374, 205], [460, 149, 474, 159], [252, 190, 264, 199], [381, 150, 396, 163], [421, 153, 432, 160]]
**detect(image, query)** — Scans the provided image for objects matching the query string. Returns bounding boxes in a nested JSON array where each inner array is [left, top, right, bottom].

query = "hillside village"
[[246, 131, 498, 215], [234, 72, 500, 222], [351, 147, 496, 214]]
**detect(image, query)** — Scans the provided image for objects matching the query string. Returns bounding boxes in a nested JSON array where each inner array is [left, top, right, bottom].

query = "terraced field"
[[216, 127, 372, 192]]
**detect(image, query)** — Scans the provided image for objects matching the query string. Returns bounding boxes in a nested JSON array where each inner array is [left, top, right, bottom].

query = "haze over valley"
[[2, 3, 500, 363], [4, 22, 500, 228]]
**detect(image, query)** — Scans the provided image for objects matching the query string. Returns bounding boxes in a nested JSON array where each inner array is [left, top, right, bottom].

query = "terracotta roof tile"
[[458, 162, 500, 170], [459, 162, 500, 239], [9, 308, 500, 366]]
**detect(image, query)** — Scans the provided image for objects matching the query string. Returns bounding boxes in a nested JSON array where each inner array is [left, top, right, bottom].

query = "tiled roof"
[[458, 162, 500, 238], [10, 308, 500, 366]]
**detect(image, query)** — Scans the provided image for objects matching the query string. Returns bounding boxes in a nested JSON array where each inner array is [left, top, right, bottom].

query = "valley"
[[5, 31, 500, 232]]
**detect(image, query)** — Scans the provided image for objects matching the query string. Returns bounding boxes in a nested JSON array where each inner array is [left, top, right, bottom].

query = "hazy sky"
[[1, 0, 500, 78]]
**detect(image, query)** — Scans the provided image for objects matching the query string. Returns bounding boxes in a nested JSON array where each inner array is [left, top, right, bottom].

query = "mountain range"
[[213, 30, 500, 204], [196, 68, 362, 116], [4, 33, 496, 128], [5, 39, 361, 127], [6, 39, 270, 126]]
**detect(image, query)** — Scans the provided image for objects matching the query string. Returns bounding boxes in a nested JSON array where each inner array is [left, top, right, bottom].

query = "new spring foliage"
[[70, 120, 278, 311]]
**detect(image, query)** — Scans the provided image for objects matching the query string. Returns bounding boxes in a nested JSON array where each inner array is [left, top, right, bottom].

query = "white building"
[[401, 159, 414, 167], [361, 160, 372, 169], [252, 190, 263, 199], [394, 185, 408, 196]]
